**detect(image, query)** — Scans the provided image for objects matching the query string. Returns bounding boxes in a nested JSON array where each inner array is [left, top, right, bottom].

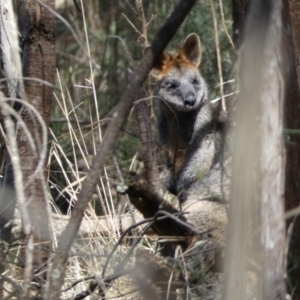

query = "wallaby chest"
[[151, 33, 222, 197]]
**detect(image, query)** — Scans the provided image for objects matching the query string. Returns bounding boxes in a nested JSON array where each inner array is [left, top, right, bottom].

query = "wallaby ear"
[[144, 46, 172, 76], [178, 33, 201, 66]]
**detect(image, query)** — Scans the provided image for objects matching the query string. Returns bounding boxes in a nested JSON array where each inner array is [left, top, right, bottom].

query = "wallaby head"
[[151, 33, 207, 113]]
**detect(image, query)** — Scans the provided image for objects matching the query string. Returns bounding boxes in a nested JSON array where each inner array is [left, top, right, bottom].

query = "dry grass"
[[47, 0, 234, 298], [0, 0, 235, 299]]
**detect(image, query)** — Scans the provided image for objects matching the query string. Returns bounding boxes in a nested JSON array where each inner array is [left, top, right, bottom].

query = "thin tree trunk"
[[16, 0, 55, 269], [0, 0, 25, 296], [0, 0, 25, 242]]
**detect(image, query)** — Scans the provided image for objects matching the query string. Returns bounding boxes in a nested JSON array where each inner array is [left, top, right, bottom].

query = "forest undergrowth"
[[43, 1, 235, 298], [0, 0, 235, 299]]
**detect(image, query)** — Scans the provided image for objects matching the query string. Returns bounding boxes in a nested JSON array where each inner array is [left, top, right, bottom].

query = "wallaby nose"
[[184, 92, 196, 107]]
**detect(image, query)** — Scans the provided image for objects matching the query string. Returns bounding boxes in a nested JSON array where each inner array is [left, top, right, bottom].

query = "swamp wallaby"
[[152, 33, 229, 202]]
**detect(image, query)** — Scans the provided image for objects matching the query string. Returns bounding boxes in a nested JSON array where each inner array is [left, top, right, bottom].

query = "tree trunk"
[[0, 0, 26, 297], [0, 0, 26, 244], [1, 0, 55, 283], [288, 0, 300, 90], [231, 0, 250, 47], [16, 0, 55, 267], [224, 1, 287, 299], [259, 2, 286, 298], [282, 1, 300, 299]]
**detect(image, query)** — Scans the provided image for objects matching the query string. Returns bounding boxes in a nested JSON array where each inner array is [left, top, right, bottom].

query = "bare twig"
[[122, 13, 143, 37], [0, 77, 58, 90], [210, 0, 226, 112], [218, 0, 234, 48], [285, 206, 300, 220], [125, 0, 138, 16], [101, 215, 160, 277], [22, 233, 34, 299], [74, 268, 135, 300], [100, 208, 198, 300], [62, 276, 96, 292], [136, 0, 149, 46], [126, 1, 162, 194]]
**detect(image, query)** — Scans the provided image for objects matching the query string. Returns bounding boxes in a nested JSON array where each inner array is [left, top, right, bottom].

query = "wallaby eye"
[[192, 77, 200, 85], [164, 81, 178, 90], [167, 83, 176, 89]]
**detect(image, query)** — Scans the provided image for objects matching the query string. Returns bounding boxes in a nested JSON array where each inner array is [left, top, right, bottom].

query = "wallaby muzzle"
[[184, 91, 196, 107]]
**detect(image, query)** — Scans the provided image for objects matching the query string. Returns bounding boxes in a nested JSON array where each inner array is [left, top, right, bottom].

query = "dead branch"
[[119, 173, 195, 254], [135, 91, 163, 195], [12, 210, 144, 239]]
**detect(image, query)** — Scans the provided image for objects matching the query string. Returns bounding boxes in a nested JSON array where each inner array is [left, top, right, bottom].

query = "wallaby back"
[[152, 33, 228, 201]]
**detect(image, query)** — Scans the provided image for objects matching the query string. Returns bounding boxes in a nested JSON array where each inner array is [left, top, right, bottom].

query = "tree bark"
[[224, 1, 287, 299], [14, 0, 55, 269], [0, 0, 26, 245], [135, 92, 163, 195], [288, 0, 300, 90], [232, 0, 250, 47], [282, 1, 300, 298], [259, 2, 286, 299], [0, 0, 26, 297]]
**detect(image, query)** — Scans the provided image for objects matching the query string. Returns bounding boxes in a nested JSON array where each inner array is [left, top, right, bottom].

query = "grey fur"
[[154, 35, 229, 203]]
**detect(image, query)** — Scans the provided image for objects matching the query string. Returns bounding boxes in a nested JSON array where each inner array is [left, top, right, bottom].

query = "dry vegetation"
[[2, 0, 295, 299], [47, 1, 234, 298], [46, 1, 232, 298]]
